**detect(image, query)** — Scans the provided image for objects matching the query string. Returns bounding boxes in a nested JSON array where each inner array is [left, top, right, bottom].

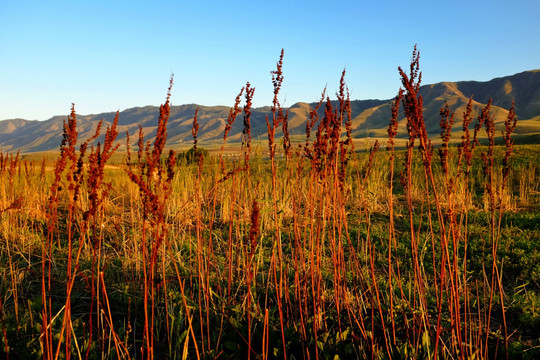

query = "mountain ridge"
[[2, 69, 540, 153]]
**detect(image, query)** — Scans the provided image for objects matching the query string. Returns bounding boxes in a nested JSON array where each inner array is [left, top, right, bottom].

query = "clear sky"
[[1, 0, 539, 120]]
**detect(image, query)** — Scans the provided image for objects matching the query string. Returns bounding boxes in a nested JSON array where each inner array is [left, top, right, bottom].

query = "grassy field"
[[1, 51, 540, 359]]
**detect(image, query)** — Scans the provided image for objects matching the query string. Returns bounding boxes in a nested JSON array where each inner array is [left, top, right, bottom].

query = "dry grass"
[[0, 48, 539, 359]]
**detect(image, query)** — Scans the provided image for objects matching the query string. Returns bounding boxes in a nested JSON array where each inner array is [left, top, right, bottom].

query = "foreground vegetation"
[[1, 48, 540, 359]]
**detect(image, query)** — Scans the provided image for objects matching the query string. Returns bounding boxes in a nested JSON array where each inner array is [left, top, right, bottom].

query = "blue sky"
[[1, 0, 539, 120]]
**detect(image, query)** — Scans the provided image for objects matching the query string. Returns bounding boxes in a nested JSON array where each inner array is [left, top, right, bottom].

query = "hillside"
[[1, 70, 540, 153]]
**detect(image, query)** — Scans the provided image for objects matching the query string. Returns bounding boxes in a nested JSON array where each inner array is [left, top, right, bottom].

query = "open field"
[[1, 52, 540, 359]]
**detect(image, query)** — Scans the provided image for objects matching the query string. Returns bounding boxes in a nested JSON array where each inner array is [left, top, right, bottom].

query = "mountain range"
[[2, 70, 540, 153]]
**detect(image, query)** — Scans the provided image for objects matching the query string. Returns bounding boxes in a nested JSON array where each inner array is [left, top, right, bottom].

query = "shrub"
[[176, 146, 208, 165]]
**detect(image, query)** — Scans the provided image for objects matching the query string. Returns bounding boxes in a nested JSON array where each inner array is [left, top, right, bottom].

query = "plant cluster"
[[0, 48, 539, 360]]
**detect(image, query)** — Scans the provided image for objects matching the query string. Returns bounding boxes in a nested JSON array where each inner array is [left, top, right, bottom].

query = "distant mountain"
[[2, 70, 540, 153]]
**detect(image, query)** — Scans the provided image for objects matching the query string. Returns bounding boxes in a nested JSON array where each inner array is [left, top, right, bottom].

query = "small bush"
[[176, 146, 208, 165]]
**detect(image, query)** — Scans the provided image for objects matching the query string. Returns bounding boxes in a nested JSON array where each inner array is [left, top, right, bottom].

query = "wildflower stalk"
[[126, 75, 174, 359], [386, 89, 403, 344]]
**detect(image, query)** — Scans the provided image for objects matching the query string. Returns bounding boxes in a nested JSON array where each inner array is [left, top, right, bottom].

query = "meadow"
[[1, 49, 540, 359]]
